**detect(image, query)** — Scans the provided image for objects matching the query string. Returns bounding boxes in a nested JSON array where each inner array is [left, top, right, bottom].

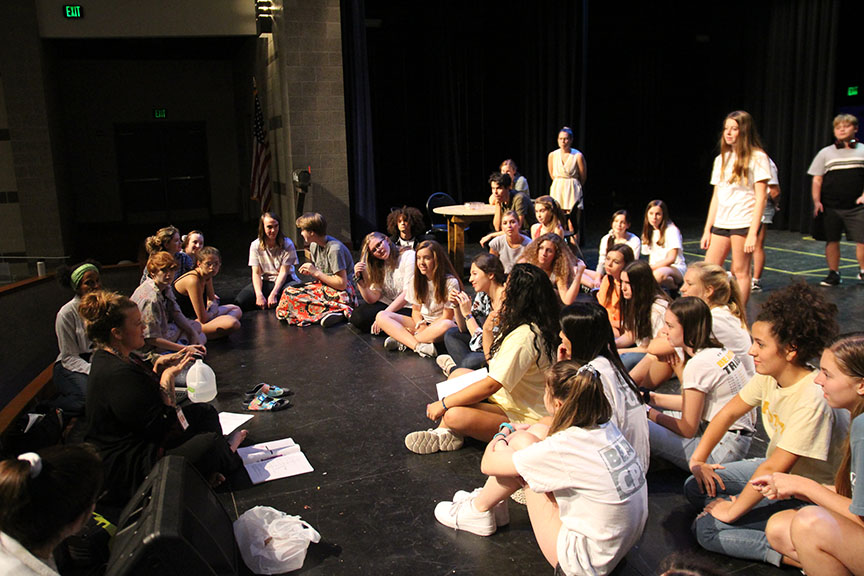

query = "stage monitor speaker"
[[106, 456, 237, 576]]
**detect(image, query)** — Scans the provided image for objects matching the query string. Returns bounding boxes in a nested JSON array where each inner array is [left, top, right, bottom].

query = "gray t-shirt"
[[489, 234, 530, 273], [310, 236, 355, 276]]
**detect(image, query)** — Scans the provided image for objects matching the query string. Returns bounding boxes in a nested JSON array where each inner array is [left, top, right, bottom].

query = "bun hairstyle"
[[79, 290, 137, 345], [0, 444, 103, 552], [56, 259, 102, 292], [144, 226, 180, 255], [547, 361, 611, 434], [471, 252, 506, 285]]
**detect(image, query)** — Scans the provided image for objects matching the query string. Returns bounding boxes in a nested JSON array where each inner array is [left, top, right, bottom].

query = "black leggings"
[[349, 302, 411, 333], [164, 403, 242, 479]]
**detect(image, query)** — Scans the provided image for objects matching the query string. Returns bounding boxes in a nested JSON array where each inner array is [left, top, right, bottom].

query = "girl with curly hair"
[[519, 233, 587, 305], [685, 282, 849, 568], [387, 206, 427, 250], [701, 111, 772, 304], [404, 263, 559, 454], [350, 231, 415, 333], [755, 333, 864, 574], [375, 240, 460, 357]]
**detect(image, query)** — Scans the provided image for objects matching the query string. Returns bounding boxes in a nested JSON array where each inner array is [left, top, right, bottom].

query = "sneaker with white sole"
[[320, 311, 345, 328], [414, 342, 438, 358], [453, 488, 509, 526], [821, 270, 841, 286], [436, 354, 457, 376], [404, 428, 464, 454], [751, 279, 762, 292], [384, 336, 406, 352], [434, 497, 496, 536]]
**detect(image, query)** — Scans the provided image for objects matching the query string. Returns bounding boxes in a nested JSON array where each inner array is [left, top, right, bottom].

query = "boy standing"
[[808, 114, 864, 285]]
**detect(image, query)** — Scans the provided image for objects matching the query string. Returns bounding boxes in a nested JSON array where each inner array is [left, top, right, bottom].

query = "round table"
[[433, 204, 497, 274]]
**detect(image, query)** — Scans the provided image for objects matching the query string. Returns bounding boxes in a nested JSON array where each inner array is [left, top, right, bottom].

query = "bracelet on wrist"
[[498, 422, 515, 434], [441, 396, 448, 411], [464, 314, 473, 320]]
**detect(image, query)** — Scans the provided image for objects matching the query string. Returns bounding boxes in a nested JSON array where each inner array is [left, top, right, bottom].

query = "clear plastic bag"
[[233, 506, 321, 574]]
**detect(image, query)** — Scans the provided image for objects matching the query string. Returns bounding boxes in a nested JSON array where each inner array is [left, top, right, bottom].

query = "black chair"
[[425, 192, 458, 243]]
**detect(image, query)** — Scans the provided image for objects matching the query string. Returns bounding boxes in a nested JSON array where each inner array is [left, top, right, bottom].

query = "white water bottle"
[[186, 359, 217, 403]]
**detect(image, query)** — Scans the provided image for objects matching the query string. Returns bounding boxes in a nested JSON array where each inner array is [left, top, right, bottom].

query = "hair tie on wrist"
[[17, 453, 42, 478]]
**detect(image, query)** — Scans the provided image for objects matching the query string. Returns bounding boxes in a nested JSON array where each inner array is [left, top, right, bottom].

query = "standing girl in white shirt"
[[701, 111, 771, 304], [646, 297, 755, 470], [433, 362, 647, 576]]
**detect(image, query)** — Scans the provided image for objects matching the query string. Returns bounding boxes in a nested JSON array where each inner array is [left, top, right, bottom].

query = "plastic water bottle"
[[186, 359, 217, 403]]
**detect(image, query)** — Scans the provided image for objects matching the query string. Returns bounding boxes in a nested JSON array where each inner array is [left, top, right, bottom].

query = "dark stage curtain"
[[341, 0, 377, 242], [755, 0, 840, 233]]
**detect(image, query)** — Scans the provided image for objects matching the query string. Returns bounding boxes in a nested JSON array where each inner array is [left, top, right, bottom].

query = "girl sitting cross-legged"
[[173, 246, 242, 340], [755, 333, 864, 574], [684, 282, 849, 568], [404, 263, 559, 454], [645, 297, 755, 471], [375, 240, 460, 358], [433, 362, 647, 576]]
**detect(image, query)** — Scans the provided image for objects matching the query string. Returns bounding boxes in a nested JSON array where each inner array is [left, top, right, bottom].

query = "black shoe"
[[820, 270, 841, 286]]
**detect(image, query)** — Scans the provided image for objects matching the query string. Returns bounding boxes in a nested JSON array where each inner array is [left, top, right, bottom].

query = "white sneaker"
[[404, 428, 464, 454], [414, 342, 438, 358], [434, 497, 496, 536], [454, 488, 509, 526], [384, 336, 406, 352], [436, 354, 457, 376]]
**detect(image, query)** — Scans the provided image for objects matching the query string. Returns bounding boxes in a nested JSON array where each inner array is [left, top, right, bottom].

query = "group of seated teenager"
[[28, 197, 863, 576]]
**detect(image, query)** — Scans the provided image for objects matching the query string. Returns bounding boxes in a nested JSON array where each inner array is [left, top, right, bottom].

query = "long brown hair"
[[621, 260, 670, 341], [361, 231, 400, 288], [641, 200, 672, 248], [413, 240, 461, 305], [548, 361, 612, 435], [718, 110, 764, 186], [830, 333, 864, 497], [257, 212, 286, 251]]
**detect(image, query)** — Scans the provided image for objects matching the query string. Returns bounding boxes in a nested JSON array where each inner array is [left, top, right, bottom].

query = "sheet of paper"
[[436, 368, 488, 400], [245, 450, 314, 485], [218, 412, 254, 435], [239, 442, 301, 465], [238, 437, 297, 459]]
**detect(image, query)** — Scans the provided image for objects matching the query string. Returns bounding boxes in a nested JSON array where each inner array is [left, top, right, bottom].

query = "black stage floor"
[[184, 224, 864, 575]]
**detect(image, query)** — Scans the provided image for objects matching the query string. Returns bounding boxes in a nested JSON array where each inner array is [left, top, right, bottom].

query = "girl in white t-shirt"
[[350, 232, 415, 334], [433, 362, 647, 576], [646, 297, 755, 470], [235, 212, 299, 311], [701, 111, 771, 305], [616, 261, 671, 370], [376, 240, 460, 358], [641, 200, 686, 288], [588, 209, 641, 287], [632, 261, 754, 389]]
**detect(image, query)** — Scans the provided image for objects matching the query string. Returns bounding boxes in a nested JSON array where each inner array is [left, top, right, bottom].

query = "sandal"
[[246, 394, 291, 412], [244, 383, 288, 402]]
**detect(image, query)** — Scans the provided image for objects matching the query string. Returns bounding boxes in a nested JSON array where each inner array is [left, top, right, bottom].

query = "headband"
[[71, 263, 98, 290], [17, 452, 42, 478]]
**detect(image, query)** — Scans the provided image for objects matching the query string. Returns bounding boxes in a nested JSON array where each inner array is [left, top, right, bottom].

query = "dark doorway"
[[115, 122, 210, 225]]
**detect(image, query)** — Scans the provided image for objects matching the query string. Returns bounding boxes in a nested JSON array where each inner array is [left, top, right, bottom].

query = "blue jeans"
[[684, 458, 803, 566], [648, 418, 752, 471], [620, 351, 646, 371], [444, 326, 486, 370]]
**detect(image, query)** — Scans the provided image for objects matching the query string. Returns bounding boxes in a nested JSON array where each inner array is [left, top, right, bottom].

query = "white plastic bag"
[[234, 506, 321, 574]]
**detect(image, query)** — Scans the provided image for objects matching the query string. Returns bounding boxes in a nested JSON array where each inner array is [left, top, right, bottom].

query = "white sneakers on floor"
[[434, 489, 509, 536], [404, 428, 464, 454]]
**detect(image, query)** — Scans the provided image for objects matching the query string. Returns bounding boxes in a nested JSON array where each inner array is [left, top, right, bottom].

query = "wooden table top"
[[433, 203, 497, 217]]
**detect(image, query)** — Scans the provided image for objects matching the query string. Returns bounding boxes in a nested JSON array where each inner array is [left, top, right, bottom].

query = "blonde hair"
[[833, 114, 859, 128], [687, 261, 747, 326]]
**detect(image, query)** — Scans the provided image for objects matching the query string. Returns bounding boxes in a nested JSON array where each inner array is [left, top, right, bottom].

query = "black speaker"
[[106, 456, 238, 576]]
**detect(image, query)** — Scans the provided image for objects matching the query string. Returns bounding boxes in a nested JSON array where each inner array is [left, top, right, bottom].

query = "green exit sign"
[[64, 5, 83, 18], [153, 109, 167, 120], [849, 86, 859, 97]]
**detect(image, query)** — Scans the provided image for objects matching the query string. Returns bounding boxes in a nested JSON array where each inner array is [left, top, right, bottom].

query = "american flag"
[[250, 79, 272, 212]]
